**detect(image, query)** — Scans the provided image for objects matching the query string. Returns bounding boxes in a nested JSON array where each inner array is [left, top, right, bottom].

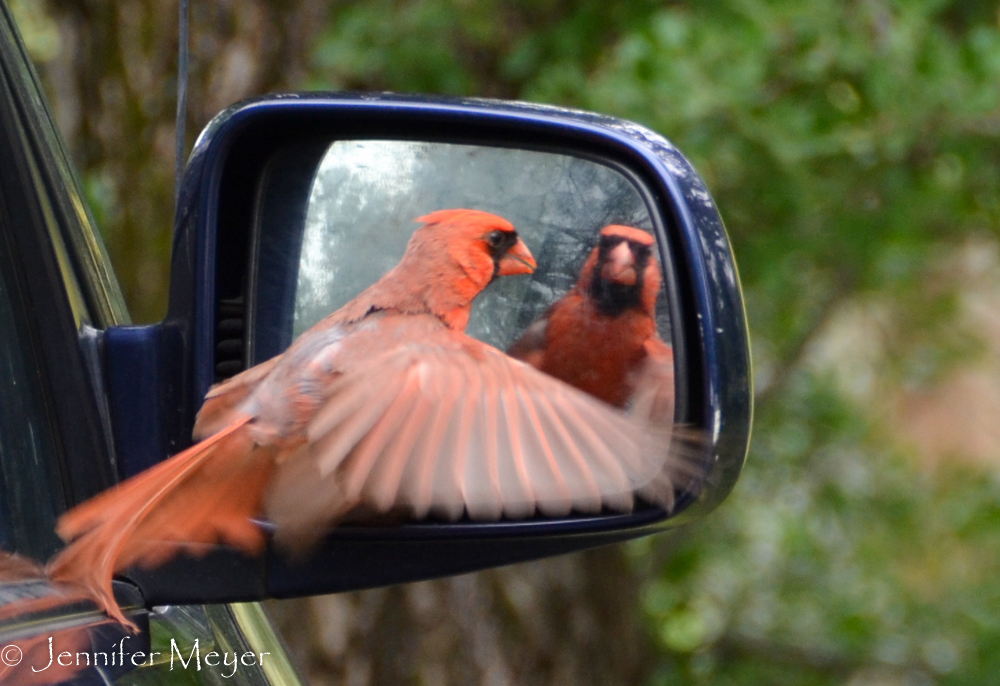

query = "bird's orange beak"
[[601, 242, 637, 285], [498, 237, 537, 276]]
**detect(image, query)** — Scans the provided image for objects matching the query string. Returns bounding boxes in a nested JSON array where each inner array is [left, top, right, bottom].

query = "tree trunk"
[[269, 546, 649, 686]]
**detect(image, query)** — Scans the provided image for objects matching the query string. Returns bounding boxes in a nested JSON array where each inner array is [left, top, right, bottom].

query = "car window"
[[0, 4, 129, 330], [0, 231, 63, 560]]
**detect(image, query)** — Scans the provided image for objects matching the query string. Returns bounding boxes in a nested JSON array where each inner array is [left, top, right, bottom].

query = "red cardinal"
[[49, 210, 681, 628], [509, 224, 675, 421]]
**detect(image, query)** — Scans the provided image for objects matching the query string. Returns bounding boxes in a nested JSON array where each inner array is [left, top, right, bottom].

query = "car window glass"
[[0, 235, 63, 559], [113, 604, 284, 685]]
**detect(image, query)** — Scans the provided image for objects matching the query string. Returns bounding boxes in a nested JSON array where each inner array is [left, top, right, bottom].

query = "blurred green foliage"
[[7, 0, 58, 62], [304, 1, 1000, 683]]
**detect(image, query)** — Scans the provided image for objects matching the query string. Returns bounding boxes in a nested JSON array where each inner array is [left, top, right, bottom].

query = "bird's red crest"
[[416, 209, 515, 234], [600, 225, 655, 245]]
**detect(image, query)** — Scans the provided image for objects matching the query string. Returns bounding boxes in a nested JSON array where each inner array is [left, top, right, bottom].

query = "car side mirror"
[[101, 94, 751, 605]]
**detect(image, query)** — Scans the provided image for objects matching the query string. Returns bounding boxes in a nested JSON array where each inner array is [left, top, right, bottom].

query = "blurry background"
[[10, 1, 1000, 684]]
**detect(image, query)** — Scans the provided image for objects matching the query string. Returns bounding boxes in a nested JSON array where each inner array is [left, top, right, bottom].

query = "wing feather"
[[307, 382, 389, 472], [264, 317, 698, 552], [544, 401, 634, 511], [459, 360, 505, 520], [352, 370, 427, 511], [431, 357, 479, 518], [193, 356, 282, 440], [413, 367, 462, 520], [514, 384, 572, 517], [494, 364, 537, 518], [530, 398, 604, 513]]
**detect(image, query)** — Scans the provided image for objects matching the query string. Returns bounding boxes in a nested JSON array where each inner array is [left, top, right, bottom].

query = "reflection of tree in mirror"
[[297, 141, 670, 350]]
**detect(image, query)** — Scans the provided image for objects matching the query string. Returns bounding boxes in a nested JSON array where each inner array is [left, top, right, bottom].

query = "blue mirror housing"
[[100, 94, 751, 605]]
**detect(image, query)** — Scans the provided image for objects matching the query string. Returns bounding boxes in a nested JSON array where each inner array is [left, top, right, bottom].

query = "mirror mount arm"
[[103, 324, 190, 479]]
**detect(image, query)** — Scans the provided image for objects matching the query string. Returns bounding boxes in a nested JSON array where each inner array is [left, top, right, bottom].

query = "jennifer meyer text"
[[1, 635, 270, 679]]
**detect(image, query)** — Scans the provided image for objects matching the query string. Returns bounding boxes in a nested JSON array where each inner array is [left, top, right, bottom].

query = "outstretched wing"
[[264, 314, 695, 552]]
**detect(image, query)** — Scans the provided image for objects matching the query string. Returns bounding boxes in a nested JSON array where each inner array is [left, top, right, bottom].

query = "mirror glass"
[[292, 141, 672, 351], [246, 139, 690, 524]]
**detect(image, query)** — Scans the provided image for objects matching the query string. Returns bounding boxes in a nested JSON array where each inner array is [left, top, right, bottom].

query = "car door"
[[0, 4, 303, 684]]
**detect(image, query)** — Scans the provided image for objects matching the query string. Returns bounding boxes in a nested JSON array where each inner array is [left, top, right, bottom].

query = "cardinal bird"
[[508, 224, 675, 421], [49, 209, 683, 629]]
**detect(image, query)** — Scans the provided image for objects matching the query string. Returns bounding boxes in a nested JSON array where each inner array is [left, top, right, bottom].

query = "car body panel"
[[0, 4, 300, 684]]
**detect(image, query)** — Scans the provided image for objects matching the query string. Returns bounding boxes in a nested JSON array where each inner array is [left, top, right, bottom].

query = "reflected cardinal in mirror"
[[509, 224, 675, 424], [49, 210, 689, 629]]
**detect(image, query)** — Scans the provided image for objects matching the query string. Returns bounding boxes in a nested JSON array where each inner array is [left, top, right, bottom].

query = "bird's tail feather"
[[0, 551, 98, 624], [46, 416, 265, 628]]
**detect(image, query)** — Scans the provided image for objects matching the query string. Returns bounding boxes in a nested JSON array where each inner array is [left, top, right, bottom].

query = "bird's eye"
[[486, 230, 505, 247], [631, 241, 650, 257]]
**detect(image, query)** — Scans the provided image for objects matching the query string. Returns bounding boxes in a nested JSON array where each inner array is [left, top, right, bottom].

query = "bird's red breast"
[[509, 224, 672, 410]]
